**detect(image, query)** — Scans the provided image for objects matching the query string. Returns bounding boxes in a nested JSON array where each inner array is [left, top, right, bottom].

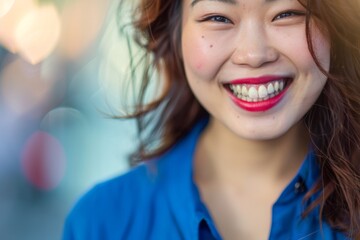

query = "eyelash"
[[272, 11, 306, 21], [202, 15, 233, 24], [201, 10, 306, 24]]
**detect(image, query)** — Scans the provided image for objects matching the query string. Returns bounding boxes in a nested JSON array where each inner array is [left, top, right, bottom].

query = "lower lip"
[[227, 85, 289, 112]]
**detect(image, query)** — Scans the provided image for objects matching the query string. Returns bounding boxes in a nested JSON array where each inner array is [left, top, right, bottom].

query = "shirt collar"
[[149, 118, 320, 238], [151, 118, 209, 239], [301, 148, 319, 191], [274, 148, 319, 205]]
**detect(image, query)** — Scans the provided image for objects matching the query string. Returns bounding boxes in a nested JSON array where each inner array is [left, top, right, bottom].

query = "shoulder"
[[62, 119, 208, 239], [62, 163, 161, 239], [67, 162, 159, 214]]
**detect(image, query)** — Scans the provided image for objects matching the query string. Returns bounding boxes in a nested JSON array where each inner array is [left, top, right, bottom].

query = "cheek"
[[182, 30, 223, 80], [311, 32, 331, 71], [277, 29, 312, 67], [276, 27, 330, 76]]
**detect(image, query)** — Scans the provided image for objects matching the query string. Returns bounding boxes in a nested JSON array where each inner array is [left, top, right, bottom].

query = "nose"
[[231, 24, 279, 68]]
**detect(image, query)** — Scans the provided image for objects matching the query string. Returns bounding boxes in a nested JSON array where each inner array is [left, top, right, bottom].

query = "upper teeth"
[[229, 79, 285, 102]]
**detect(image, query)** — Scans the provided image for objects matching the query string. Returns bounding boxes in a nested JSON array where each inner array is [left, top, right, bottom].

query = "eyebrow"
[[191, 0, 281, 7], [191, 0, 238, 7]]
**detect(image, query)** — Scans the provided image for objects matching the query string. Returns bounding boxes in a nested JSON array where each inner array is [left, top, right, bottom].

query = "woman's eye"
[[273, 11, 305, 21], [203, 15, 232, 24]]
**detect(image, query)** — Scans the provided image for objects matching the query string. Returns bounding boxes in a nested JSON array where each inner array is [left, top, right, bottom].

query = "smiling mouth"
[[225, 78, 292, 102]]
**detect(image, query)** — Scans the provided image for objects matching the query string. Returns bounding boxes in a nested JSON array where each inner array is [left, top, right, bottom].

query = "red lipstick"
[[228, 75, 287, 85], [225, 75, 291, 112]]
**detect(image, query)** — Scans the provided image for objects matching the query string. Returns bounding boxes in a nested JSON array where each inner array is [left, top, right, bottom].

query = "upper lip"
[[226, 75, 291, 85]]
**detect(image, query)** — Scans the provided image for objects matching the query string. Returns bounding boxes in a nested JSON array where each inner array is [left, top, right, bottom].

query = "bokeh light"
[[0, 0, 137, 239], [15, 4, 61, 64], [59, 0, 110, 59], [0, 0, 15, 17], [0, 0, 110, 64], [0, 0, 35, 53], [21, 131, 66, 190], [40, 107, 87, 133], [0, 56, 56, 116]]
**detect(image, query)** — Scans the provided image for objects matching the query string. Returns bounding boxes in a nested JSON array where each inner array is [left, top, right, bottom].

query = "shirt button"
[[294, 178, 305, 194]]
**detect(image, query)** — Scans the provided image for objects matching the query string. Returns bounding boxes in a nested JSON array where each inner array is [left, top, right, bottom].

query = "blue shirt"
[[63, 119, 348, 240]]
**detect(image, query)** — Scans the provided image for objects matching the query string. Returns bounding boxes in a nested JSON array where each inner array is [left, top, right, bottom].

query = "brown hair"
[[118, 0, 360, 238], [117, 0, 207, 161], [300, 0, 360, 238]]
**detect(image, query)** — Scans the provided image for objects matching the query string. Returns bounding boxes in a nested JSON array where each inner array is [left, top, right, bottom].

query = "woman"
[[63, 0, 360, 239]]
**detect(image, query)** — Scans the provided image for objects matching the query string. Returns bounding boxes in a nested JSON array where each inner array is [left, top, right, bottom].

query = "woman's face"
[[181, 0, 330, 140]]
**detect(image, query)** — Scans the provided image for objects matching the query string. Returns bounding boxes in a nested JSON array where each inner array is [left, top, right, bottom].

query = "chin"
[[227, 118, 300, 142]]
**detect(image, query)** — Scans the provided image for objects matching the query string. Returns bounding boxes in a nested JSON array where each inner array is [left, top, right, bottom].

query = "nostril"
[[231, 45, 279, 68]]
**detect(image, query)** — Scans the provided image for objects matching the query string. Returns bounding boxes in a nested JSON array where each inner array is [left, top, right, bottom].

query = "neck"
[[194, 118, 309, 188]]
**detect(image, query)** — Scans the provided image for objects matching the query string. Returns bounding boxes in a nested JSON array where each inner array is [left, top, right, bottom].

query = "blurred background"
[[0, 0, 139, 239]]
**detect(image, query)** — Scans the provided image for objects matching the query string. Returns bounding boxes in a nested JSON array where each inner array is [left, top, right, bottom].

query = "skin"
[[181, 0, 330, 239]]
